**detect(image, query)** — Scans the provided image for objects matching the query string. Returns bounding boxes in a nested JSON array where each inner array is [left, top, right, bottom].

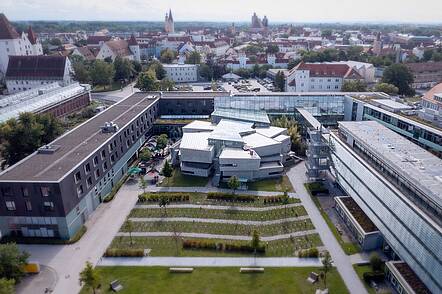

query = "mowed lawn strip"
[[80, 266, 349, 294]]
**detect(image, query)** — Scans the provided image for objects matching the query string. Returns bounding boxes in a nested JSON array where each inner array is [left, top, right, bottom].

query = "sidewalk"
[[98, 256, 323, 267]]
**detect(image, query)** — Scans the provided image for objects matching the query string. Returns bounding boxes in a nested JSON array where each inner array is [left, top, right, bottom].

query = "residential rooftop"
[[0, 93, 158, 182]]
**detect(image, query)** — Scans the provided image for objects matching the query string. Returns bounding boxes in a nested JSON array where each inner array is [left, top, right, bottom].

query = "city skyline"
[[2, 0, 442, 23]]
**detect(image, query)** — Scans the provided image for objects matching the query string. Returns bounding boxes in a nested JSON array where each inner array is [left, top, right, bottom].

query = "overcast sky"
[[2, 0, 442, 23]]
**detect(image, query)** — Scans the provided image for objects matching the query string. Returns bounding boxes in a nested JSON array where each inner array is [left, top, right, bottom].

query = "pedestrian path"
[[128, 216, 310, 225], [116, 229, 318, 241], [134, 203, 303, 211], [98, 256, 323, 267]]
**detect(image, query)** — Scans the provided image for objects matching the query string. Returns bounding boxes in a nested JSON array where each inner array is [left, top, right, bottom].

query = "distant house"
[[406, 61, 442, 89], [95, 39, 140, 62], [72, 46, 96, 61], [5, 55, 72, 93]]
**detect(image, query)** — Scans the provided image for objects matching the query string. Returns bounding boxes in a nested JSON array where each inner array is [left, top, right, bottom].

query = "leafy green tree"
[[251, 230, 261, 255], [374, 83, 399, 95], [423, 49, 433, 61], [227, 176, 240, 194], [132, 60, 142, 74], [156, 134, 168, 152], [369, 252, 382, 272], [266, 44, 279, 54], [79, 261, 100, 294], [382, 64, 414, 95], [162, 160, 173, 178], [341, 80, 367, 92], [287, 59, 300, 70], [274, 71, 285, 91], [125, 219, 134, 246], [159, 194, 170, 216], [49, 38, 62, 46], [199, 64, 213, 80], [321, 251, 333, 289], [70, 55, 90, 83], [148, 60, 166, 80], [90, 60, 115, 89], [186, 51, 201, 64], [159, 78, 175, 91], [160, 49, 177, 64], [135, 70, 158, 91], [234, 68, 251, 79], [272, 116, 304, 155], [245, 44, 264, 54], [139, 176, 147, 194], [0, 243, 29, 283], [139, 148, 151, 162], [0, 278, 14, 294], [113, 56, 133, 81]]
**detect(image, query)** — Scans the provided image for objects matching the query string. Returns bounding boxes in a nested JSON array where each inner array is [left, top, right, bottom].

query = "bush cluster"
[[138, 193, 190, 203], [182, 239, 265, 253], [263, 195, 289, 205], [104, 248, 145, 257], [298, 247, 319, 258], [206, 192, 257, 203], [305, 182, 329, 196], [363, 271, 385, 283]]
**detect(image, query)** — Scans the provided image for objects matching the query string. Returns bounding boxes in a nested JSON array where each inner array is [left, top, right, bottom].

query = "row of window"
[[5, 200, 54, 212], [1, 186, 51, 198]]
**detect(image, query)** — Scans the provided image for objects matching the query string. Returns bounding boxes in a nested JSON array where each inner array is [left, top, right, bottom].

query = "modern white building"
[[163, 64, 198, 83]]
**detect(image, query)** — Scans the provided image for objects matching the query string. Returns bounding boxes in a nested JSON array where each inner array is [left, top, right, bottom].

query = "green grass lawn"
[[109, 234, 323, 257], [92, 81, 128, 92], [130, 205, 308, 221], [247, 176, 294, 192], [160, 170, 209, 187], [304, 185, 361, 255], [122, 219, 315, 237], [353, 264, 391, 294], [81, 267, 349, 294]]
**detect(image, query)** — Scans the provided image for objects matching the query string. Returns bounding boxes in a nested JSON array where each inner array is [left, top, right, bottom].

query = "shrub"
[[363, 271, 385, 283], [138, 193, 190, 203], [206, 192, 257, 203], [182, 239, 265, 254], [305, 182, 329, 195], [369, 252, 383, 271], [298, 247, 319, 258], [104, 248, 144, 257]]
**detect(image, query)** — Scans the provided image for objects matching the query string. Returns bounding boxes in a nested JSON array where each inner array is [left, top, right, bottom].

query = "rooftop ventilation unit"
[[101, 121, 119, 133], [38, 144, 61, 154]]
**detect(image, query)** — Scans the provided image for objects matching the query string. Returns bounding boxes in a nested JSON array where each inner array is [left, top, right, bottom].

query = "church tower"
[[164, 9, 175, 34]]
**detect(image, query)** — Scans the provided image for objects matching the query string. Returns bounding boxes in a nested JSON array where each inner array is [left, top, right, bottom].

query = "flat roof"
[[219, 148, 259, 160], [182, 120, 215, 132], [255, 126, 286, 138], [180, 132, 212, 151], [371, 99, 413, 111], [208, 119, 254, 143], [212, 107, 270, 124], [0, 93, 158, 182], [339, 121, 442, 209], [243, 133, 280, 149], [156, 91, 228, 100]]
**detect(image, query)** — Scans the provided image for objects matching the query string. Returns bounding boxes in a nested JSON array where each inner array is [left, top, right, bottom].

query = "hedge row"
[[363, 271, 385, 283], [183, 239, 265, 253], [104, 248, 145, 257], [263, 195, 289, 204], [298, 247, 319, 258], [138, 193, 190, 203], [206, 192, 257, 203]]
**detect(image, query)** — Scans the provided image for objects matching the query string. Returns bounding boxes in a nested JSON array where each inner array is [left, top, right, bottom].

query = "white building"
[[0, 14, 43, 80], [163, 64, 198, 83], [96, 38, 140, 62], [5, 55, 72, 94], [286, 62, 363, 92], [326, 61, 376, 83]]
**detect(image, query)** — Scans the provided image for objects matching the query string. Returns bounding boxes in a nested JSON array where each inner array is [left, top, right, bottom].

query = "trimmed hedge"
[[104, 248, 145, 257], [206, 192, 257, 203], [138, 193, 190, 203], [298, 247, 319, 258], [182, 239, 265, 254], [363, 271, 385, 283]]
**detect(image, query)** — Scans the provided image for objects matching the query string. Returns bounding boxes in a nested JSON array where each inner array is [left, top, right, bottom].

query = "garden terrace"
[[393, 262, 430, 294], [340, 197, 378, 232]]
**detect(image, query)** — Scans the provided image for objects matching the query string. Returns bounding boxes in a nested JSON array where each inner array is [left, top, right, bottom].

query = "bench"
[[110, 280, 123, 292], [240, 267, 265, 273], [307, 272, 319, 284], [169, 267, 194, 273]]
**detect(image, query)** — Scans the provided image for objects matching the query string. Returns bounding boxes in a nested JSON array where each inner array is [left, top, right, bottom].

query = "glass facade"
[[329, 134, 442, 294]]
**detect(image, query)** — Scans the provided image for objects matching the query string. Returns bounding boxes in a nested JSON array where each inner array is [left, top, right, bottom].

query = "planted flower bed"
[[138, 193, 191, 203], [183, 239, 265, 254]]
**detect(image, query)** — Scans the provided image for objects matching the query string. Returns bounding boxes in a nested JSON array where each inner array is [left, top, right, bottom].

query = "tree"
[[139, 148, 151, 162], [79, 261, 100, 294], [341, 80, 367, 92], [135, 69, 158, 91], [0, 243, 29, 284], [0, 278, 14, 294], [90, 60, 115, 89], [132, 60, 142, 74], [199, 64, 213, 80], [266, 44, 279, 54], [274, 71, 285, 91], [272, 116, 304, 155], [251, 230, 261, 256], [70, 55, 90, 83], [287, 59, 301, 70], [49, 38, 62, 47], [321, 251, 333, 289], [234, 68, 251, 79], [374, 83, 399, 95], [160, 49, 177, 64], [148, 60, 166, 80], [382, 64, 414, 96], [158, 78, 175, 91], [125, 219, 134, 246], [114, 56, 133, 81], [159, 194, 170, 216], [162, 160, 173, 178], [156, 134, 168, 153], [369, 252, 382, 272], [227, 176, 240, 194], [186, 51, 201, 64], [282, 190, 289, 219], [139, 176, 147, 194]]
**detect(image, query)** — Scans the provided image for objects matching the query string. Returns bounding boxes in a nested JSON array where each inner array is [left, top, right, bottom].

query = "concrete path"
[[134, 202, 303, 211], [128, 216, 310, 225], [287, 163, 367, 294], [116, 230, 318, 242], [98, 256, 322, 267], [16, 265, 57, 294]]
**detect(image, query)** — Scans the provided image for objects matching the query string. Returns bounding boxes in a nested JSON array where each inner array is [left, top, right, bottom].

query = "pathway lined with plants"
[[134, 202, 303, 211], [128, 216, 310, 225], [116, 230, 318, 241]]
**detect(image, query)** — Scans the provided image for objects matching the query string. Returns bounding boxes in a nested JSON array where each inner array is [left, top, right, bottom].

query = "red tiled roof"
[[87, 35, 111, 45], [128, 34, 138, 46], [406, 61, 442, 73], [0, 13, 20, 39], [292, 62, 362, 79], [74, 46, 96, 61], [27, 26, 37, 44], [6, 55, 67, 79], [105, 40, 131, 57]]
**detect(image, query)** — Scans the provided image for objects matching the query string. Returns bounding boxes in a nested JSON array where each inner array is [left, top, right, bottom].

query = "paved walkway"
[[287, 163, 367, 294], [134, 202, 302, 211], [116, 229, 318, 242], [128, 216, 310, 225], [98, 256, 322, 267]]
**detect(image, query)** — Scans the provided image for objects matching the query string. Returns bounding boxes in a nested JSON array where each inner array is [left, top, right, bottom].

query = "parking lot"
[[222, 79, 271, 93]]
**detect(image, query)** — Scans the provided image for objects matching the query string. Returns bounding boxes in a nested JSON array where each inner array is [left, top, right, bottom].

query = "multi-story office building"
[[163, 64, 198, 83], [0, 93, 159, 239]]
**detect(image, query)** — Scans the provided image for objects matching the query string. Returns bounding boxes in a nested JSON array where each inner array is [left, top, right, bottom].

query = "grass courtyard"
[[80, 267, 349, 294], [160, 169, 209, 187], [247, 175, 295, 192]]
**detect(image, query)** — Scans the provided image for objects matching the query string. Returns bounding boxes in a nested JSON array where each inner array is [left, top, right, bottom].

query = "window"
[[110, 154, 115, 164], [103, 161, 108, 171], [25, 200, 32, 211], [41, 186, 50, 197], [74, 171, 81, 183], [87, 177, 93, 188], [95, 169, 100, 180], [77, 185, 84, 196], [93, 156, 99, 166], [101, 150, 106, 160], [5, 201, 16, 211], [84, 163, 91, 174], [22, 187, 29, 197], [43, 201, 54, 211], [2, 187, 12, 197]]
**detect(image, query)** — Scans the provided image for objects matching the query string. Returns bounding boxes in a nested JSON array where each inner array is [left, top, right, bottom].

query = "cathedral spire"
[[168, 9, 173, 21]]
